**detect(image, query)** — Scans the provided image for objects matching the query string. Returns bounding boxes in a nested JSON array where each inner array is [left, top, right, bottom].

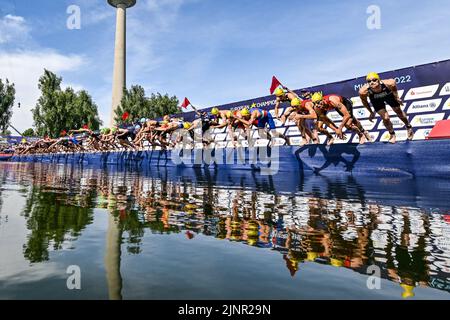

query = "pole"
[[8, 124, 23, 136]]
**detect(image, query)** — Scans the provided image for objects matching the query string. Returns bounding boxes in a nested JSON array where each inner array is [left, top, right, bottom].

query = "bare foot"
[[407, 128, 414, 140], [364, 131, 373, 142], [327, 137, 335, 146], [389, 134, 396, 144], [359, 135, 367, 145], [300, 138, 307, 146]]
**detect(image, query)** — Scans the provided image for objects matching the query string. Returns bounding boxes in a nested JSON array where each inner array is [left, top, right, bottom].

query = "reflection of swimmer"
[[283, 252, 301, 277], [400, 283, 415, 299], [312, 144, 361, 173], [186, 231, 195, 240], [283, 230, 305, 277]]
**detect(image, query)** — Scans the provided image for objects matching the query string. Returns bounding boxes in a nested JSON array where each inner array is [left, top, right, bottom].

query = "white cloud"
[[0, 14, 30, 44], [0, 51, 85, 131]]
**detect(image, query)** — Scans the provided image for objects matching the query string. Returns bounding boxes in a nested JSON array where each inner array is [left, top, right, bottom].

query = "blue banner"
[[182, 59, 450, 145]]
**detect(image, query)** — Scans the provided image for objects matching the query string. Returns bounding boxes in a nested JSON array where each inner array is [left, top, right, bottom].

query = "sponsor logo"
[[352, 132, 379, 143], [360, 120, 377, 131], [439, 83, 450, 96], [289, 137, 303, 145], [273, 119, 283, 127], [378, 117, 405, 129], [215, 141, 227, 148], [443, 97, 450, 110], [411, 113, 445, 127], [286, 127, 301, 136], [404, 84, 439, 100], [351, 96, 363, 107], [356, 108, 367, 118], [380, 130, 407, 142], [213, 127, 226, 134], [407, 99, 442, 114], [413, 129, 432, 140], [215, 133, 227, 141], [328, 111, 342, 121]]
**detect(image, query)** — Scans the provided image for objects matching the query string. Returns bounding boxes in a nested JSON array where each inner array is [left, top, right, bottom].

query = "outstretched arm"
[[274, 98, 282, 118], [293, 104, 317, 121]]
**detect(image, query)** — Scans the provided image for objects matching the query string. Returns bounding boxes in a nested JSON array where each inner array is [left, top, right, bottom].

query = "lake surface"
[[0, 162, 449, 300]]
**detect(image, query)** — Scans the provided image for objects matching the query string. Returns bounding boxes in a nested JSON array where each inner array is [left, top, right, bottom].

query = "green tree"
[[1, 129, 12, 136], [22, 186, 95, 263], [22, 128, 35, 137], [0, 78, 15, 134], [32, 69, 102, 137], [147, 92, 181, 119], [114, 85, 147, 124], [114, 85, 181, 124]]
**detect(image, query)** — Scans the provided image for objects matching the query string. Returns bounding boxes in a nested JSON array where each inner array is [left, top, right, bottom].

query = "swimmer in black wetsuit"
[[190, 111, 220, 147], [359, 72, 414, 144], [116, 125, 139, 150]]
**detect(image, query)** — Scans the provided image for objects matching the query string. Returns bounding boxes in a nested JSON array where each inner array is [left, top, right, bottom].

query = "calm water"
[[0, 162, 449, 300]]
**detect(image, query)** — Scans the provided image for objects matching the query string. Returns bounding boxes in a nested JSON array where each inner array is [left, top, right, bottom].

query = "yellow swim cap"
[[211, 107, 219, 115], [226, 111, 233, 118], [330, 258, 343, 267], [291, 98, 301, 107], [366, 72, 380, 81], [183, 122, 192, 129], [274, 87, 285, 97], [400, 284, 415, 299], [311, 92, 324, 103], [306, 252, 319, 261], [240, 108, 250, 116]]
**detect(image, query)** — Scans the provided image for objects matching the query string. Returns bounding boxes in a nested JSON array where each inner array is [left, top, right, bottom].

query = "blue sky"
[[1, 0, 450, 131]]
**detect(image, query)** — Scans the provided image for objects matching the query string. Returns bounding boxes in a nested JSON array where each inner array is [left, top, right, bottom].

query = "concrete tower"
[[108, 0, 136, 126]]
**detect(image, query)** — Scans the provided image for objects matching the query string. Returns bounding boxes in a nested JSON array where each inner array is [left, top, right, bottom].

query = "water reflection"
[[1, 162, 449, 299]]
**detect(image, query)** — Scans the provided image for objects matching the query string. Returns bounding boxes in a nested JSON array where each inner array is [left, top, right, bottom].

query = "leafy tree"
[[0, 78, 15, 134], [22, 186, 95, 263], [114, 85, 181, 124], [114, 85, 147, 124], [22, 128, 35, 137], [32, 69, 102, 137], [147, 92, 181, 119], [1, 129, 12, 136]]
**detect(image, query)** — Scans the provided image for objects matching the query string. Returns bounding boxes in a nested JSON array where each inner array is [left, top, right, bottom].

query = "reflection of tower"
[[107, 0, 137, 126], [105, 214, 123, 300]]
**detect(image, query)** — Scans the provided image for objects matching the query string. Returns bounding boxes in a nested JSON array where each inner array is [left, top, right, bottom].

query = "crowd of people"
[[12, 72, 415, 155]]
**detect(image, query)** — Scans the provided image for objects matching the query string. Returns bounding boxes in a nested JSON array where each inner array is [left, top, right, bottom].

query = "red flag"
[[82, 124, 89, 129], [181, 97, 191, 109], [270, 76, 282, 94], [122, 112, 130, 121], [60, 130, 67, 136]]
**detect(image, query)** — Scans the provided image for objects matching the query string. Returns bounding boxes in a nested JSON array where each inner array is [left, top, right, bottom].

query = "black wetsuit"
[[200, 114, 213, 133], [90, 130, 101, 140], [340, 97, 355, 118], [119, 126, 138, 141], [368, 82, 401, 112]]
